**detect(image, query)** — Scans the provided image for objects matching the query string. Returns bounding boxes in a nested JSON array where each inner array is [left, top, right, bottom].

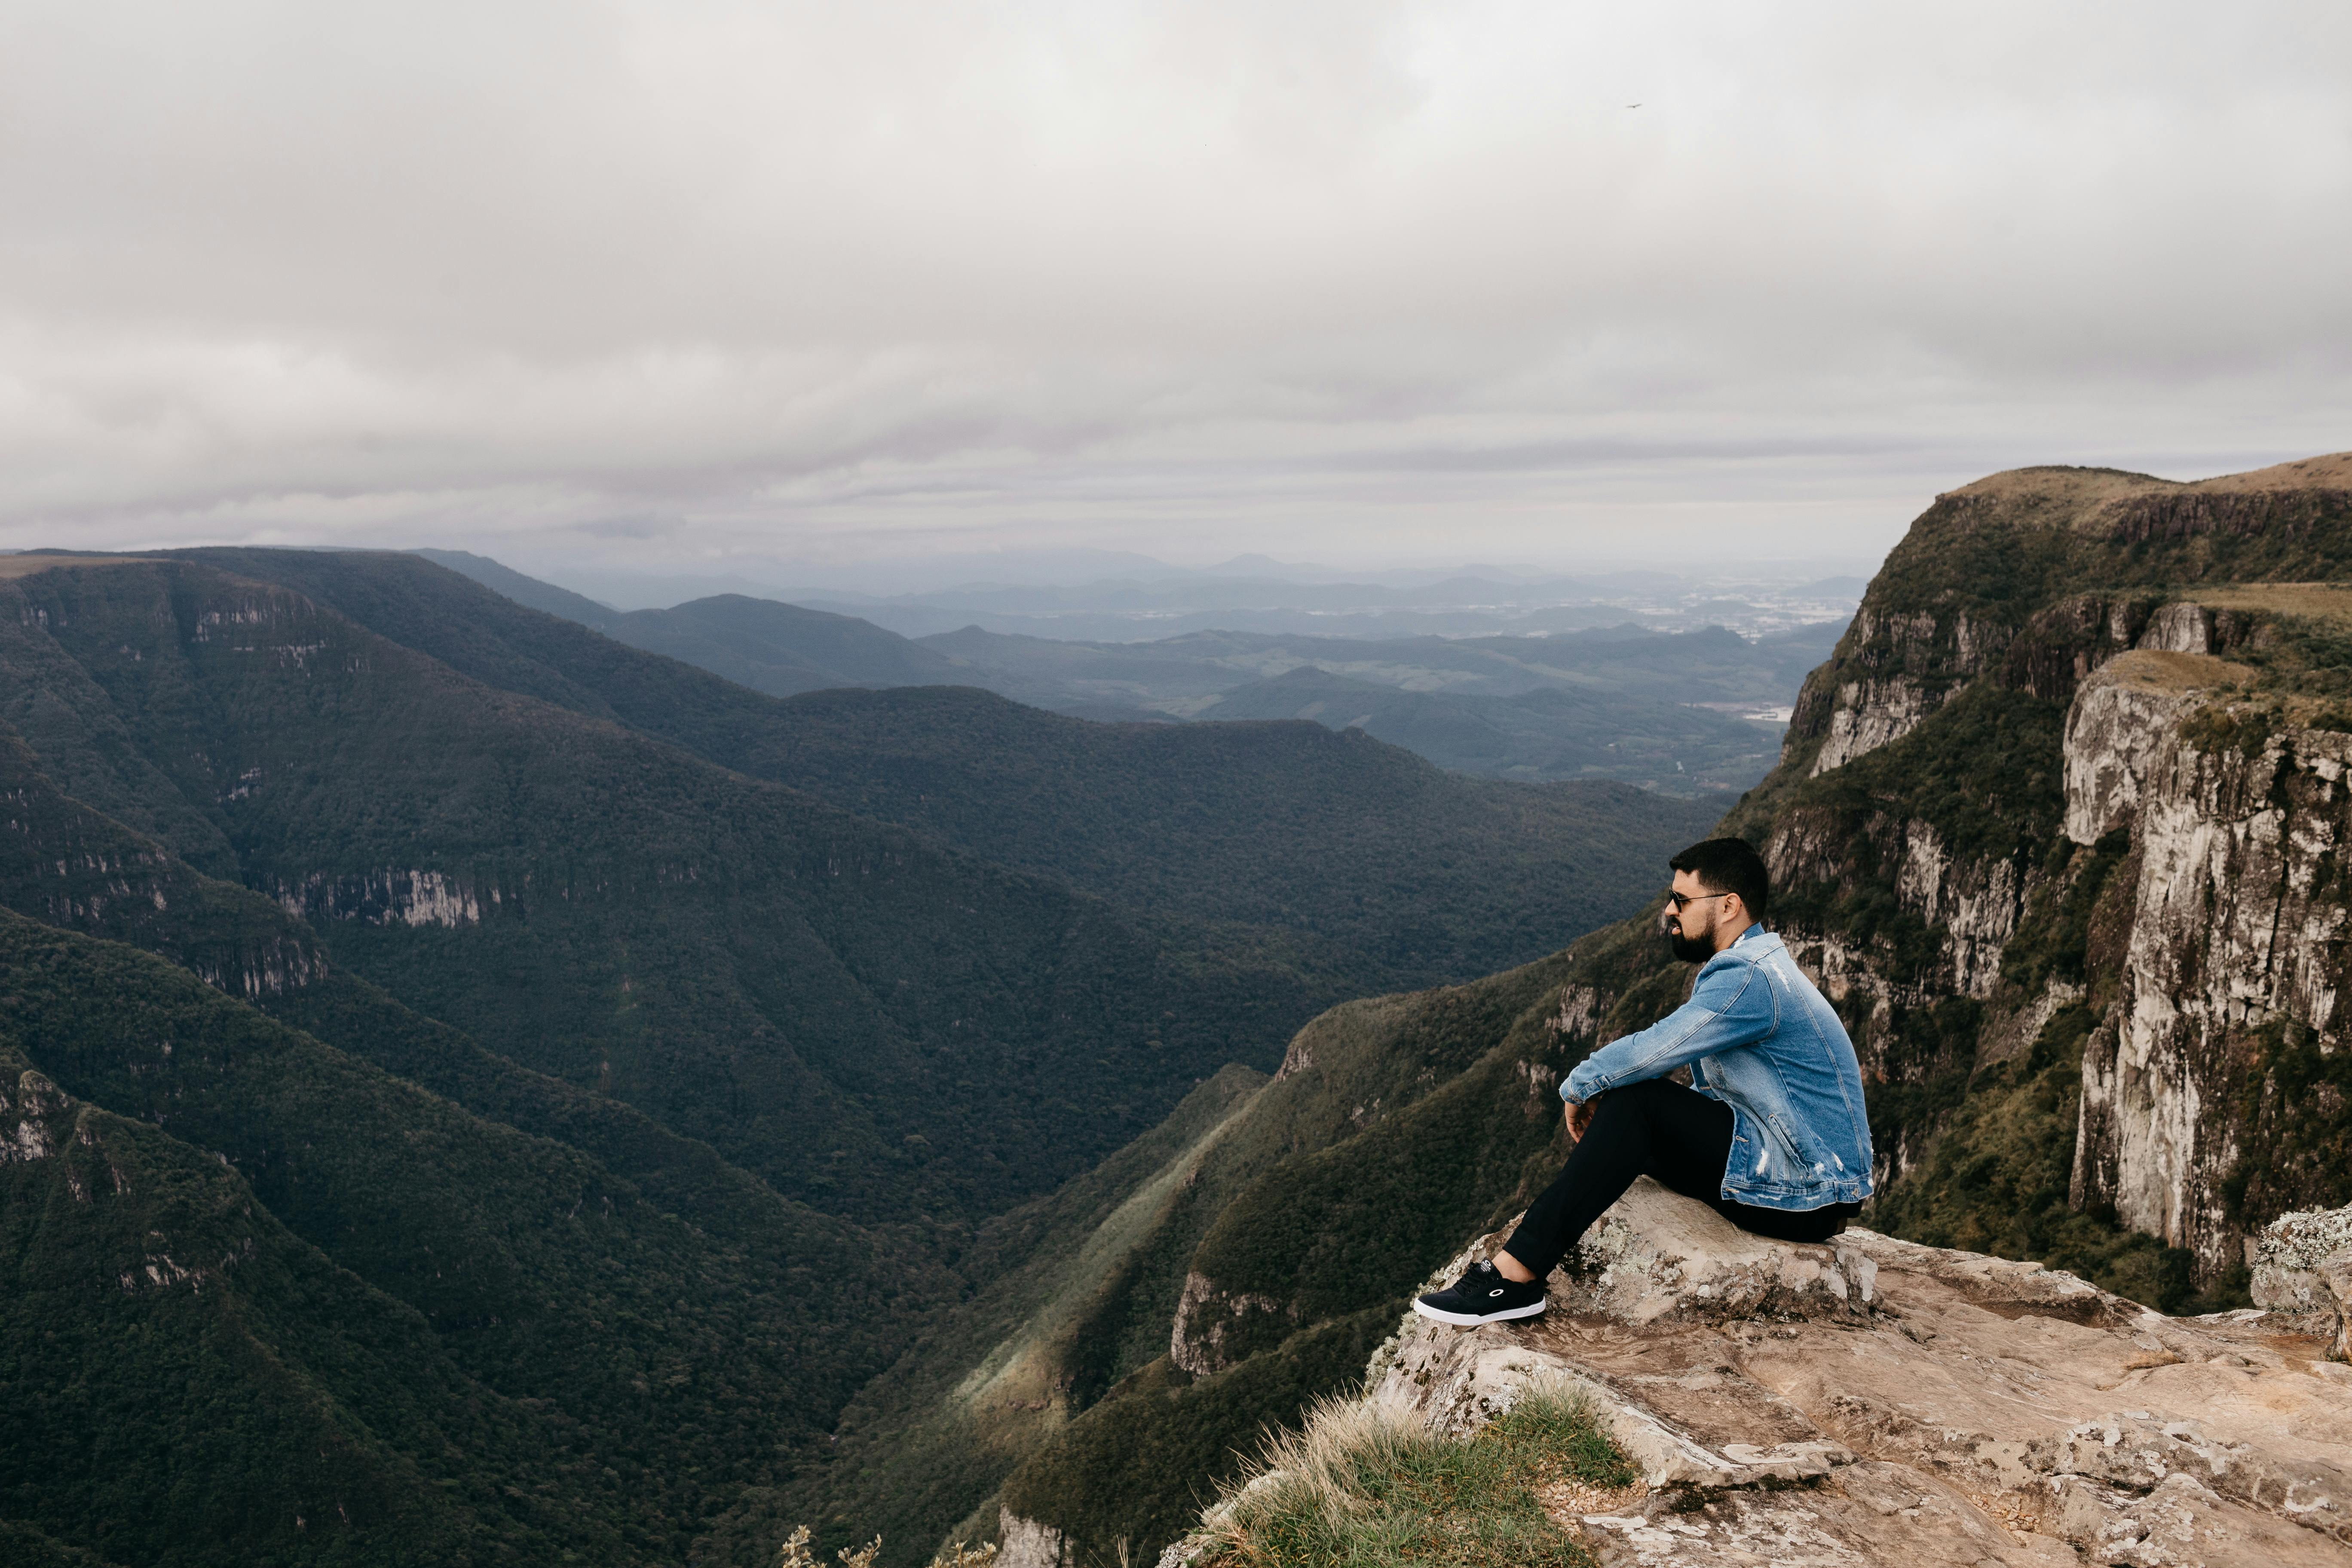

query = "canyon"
[[6, 453, 2352, 1565]]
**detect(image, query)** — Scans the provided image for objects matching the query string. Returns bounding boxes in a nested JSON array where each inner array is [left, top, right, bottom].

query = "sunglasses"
[[1664, 890, 1732, 912]]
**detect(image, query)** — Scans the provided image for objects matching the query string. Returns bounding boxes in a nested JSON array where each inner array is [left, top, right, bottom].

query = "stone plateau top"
[[1357, 1180, 2352, 1568]]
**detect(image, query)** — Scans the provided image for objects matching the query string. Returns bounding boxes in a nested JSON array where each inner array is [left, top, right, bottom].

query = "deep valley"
[[8, 455, 2352, 1566]]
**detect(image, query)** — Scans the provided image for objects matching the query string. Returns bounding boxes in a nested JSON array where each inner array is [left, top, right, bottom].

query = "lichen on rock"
[[2251, 1203, 2352, 1363]]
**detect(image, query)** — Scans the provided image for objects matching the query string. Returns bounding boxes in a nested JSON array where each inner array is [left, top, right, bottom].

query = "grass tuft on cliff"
[[1188, 1386, 1633, 1568]]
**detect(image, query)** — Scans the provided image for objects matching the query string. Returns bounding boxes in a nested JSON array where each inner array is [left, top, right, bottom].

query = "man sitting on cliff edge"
[[1415, 836, 1875, 1325]]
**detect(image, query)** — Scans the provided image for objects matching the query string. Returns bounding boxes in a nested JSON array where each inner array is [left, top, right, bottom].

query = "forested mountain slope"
[[759, 946, 1588, 1568], [0, 656, 952, 1562], [663, 684, 1711, 988], [3, 558, 1301, 1222], [419, 547, 993, 696], [0, 549, 1701, 1563], [0, 914, 918, 1564], [171, 548, 1716, 998], [786, 452, 2352, 1568]]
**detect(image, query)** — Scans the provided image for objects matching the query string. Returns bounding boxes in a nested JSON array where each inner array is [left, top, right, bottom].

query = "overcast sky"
[[2, 0, 2348, 581]]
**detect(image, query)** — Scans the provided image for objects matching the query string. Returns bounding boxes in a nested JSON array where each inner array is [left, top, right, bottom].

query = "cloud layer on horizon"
[[3, 0, 2348, 576]]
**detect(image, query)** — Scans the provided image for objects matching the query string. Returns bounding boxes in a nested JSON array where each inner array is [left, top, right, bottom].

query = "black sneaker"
[[1412, 1259, 1546, 1326]]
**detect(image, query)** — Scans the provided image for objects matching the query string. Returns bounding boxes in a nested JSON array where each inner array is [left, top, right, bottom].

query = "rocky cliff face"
[[1747, 459, 2352, 1287], [2065, 646, 2352, 1276], [0, 724, 328, 999], [1776, 599, 2352, 1280]]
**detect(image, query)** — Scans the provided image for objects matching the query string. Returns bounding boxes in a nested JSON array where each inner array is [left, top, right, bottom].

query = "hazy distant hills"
[[1201, 665, 1777, 785], [928, 620, 1839, 791], [920, 618, 1839, 708], [415, 547, 619, 625], [0, 547, 1712, 1561], [419, 548, 975, 696], [609, 593, 972, 694], [420, 549, 1845, 793], [784, 567, 1867, 643]]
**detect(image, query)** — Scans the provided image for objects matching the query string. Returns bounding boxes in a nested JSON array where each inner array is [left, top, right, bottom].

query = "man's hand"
[[1565, 1096, 1597, 1145]]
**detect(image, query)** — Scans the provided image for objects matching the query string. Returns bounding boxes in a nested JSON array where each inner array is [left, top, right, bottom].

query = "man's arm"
[[1561, 957, 1776, 1106]]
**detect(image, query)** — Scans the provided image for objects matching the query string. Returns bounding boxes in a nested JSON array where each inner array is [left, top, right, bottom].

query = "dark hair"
[[1670, 837, 1769, 922]]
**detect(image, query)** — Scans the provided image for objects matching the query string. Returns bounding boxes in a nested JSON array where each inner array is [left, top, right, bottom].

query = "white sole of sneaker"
[[1411, 1298, 1547, 1326]]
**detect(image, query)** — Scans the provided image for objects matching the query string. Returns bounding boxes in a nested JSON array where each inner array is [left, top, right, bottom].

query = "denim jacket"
[[1562, 927, 1874, 1211]]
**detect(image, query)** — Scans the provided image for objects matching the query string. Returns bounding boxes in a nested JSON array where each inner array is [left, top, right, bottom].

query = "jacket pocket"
[[1763, 1111, 1813, 1170]]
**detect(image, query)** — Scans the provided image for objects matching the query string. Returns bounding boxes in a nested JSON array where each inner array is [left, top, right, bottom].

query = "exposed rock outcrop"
[[1171, 1183, 2352, 1568], [995, 1509, 1070, 1568], [1811, 674, 1936, 776], [0, 729, 331, 998], [1168, 1269, 1294, 1378], [2060, 651, 2232, 846], [2063, 640, 2352, 1274], [275, 866, 489, 929], [2251, 1204, 2352, 1363], [1796, 603, 2010, 778]]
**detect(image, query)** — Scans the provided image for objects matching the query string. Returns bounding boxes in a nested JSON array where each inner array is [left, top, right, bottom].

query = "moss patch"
[[2223, 1018, 2352, 1228], [1782, 682, 2069, 869]]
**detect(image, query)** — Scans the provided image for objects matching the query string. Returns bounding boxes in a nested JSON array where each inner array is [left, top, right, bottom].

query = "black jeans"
[[1501, 1077, 1856, 1278]]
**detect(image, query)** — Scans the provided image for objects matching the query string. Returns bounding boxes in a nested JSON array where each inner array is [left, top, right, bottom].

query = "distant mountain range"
[[417, 548, 1843, 794], [516, 547, 1866, 638], [417, 550, 969, 695]]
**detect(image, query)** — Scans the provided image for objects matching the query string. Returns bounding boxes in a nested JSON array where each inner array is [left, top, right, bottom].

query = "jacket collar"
[[1707, 925, 1779, 962]]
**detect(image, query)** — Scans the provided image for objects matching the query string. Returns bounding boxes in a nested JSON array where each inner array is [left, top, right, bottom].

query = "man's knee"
[[1585, 1075, 1709, 1145], [1596, 1076, 1682, 1119]]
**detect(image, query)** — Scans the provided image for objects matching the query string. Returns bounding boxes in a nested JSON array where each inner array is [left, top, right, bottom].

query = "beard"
[[1668, 926, 1714, 964]]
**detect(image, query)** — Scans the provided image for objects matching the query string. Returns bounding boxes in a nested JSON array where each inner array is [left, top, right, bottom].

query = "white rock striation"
[[2061, 643, 2352, 1274], [1789, 593, 2352, 1280]]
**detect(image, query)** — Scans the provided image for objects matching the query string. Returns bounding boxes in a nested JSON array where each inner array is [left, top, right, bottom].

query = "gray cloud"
[[1, 0, 2347, 576]]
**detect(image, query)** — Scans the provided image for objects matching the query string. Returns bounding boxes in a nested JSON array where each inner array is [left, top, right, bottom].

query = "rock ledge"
[[1176, 1181, 2352, 1568]]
